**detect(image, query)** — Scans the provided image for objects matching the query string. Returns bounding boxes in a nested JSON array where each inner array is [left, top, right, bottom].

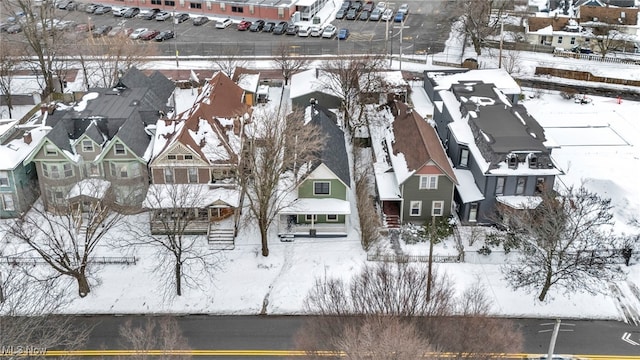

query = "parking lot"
[[2, 0, 455, 57]]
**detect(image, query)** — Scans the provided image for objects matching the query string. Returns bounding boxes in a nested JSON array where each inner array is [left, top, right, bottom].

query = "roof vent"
[[528, 153, 538, 169], [507, 153, 518, 169]]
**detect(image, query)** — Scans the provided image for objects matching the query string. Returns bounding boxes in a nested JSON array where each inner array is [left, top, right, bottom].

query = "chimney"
[[233, 118, 241, 135], [23, 132, 32, 145]]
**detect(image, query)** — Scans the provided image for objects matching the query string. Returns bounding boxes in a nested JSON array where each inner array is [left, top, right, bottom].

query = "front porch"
[[149, 206, 235, 235], [277, 198, 351, 238]]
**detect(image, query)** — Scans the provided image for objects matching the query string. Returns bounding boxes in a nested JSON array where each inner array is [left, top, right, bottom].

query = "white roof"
[[453, 168, 485, 203], [66, 178, 111, 200], [428, 69, 521, 95], [237, 73, 260, 93], [0, 126, 50, 170], [143, 184, 240, 209], [359, 71, 407, 92], [280, 198, 351, 215], [496, 195, 542, 209], [289, 68, 340, 99], [375, 171, 401, 200]]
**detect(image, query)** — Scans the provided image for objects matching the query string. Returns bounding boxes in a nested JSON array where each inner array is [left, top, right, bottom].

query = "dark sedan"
[[175, 13, 190, 23], [285, 24, 298, 35], [93, 6, 112, 15], [262, 21, 276, 32], [273, 21, 288, 35], [249, 19, 265, 32], [123, 7, 139, 18], [192, 16, 209, 25], [92, 25, 112, 37], [154, 30, 175, 41], [139, 29, 160, 40]]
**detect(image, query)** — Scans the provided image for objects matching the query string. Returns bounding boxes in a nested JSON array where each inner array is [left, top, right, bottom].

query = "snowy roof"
[[0, 126, 50, 170], [280, 198, 351, 215], [427, 69, 521, 95], [453, 169, 485, 203], [496, 195, 543, 209], [375, 171, 402, 200], [290, 68, 340, 99], [66, 178, 111, 200], [359, 71, 407, 93], [143, 184, 240, 208], [236, 73, 260, 93]]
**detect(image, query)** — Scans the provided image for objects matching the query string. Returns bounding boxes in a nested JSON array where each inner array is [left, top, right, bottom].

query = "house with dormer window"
[[146, 71, 251, 248], [371, 101, 457, 228], [424, 70, 563, 224], [25, 68, 175, 212]]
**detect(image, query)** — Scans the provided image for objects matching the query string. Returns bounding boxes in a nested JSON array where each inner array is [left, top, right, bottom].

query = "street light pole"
[[498, 16, 505, 69], [399, 17, 404, 71], [173, 8, 179, 68]]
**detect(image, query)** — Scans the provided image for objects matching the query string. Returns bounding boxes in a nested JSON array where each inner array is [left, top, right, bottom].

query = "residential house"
[[278, 104, 351, 238], [290, 68, 342, 110], [423, 69, 521, 105], [146, 71, 251, 248], [525, 16, 583, 49], [578, 5, 639, 37], [25, 67, 175, 212], [232, 67, 261, 106], [372, 101, 457, 228], [424, 70, 563, 224], [358, 71, 408, 104], [0, 119, 49, 218]]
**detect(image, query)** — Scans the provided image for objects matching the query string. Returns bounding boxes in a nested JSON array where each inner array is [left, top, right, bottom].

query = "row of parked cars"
[[217, 18, 345, 39], [336, 1, 409, 22]]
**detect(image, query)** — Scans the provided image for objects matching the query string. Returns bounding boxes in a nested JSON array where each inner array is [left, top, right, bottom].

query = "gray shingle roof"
[[308, 104, 350, 187]]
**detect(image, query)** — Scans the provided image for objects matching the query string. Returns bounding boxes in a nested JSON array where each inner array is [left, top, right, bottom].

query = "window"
[[231, 5, 244, 13], [459, 148, 469, 167], [190, 2, 201, 8], [114, 143, 126, 155], [63, 163, 73, 177], [409, 201, 421, 216], [82, 140, 94, 152], [557, 36, 563, 44], [419, 175, 438, 190], [305, 214, 317, 222], [326, 214, 338, 222], [469, 203, 478, 222], [49, 164, 60, 179], [164, 168, 174, 184], [185, 155, 193, 160], [151, 0, 161, 4], [313, 181, 330, 195], [516, 177, 526, 195], [495, 177, 505, 195], [119, 164, 128, 178], [87, 163, 100, 177], [168, 155, 177, 160], [570, 37, 576, 45], [42, 164, 49, 177], [164, 0, 175, 5], [188, 168, 198, 183], [0, 171, 9, 187], [535, 177, 545, 194], [2, 194, 15, 211], [432, 201, 444, 216], [45, 144, 57, 156]]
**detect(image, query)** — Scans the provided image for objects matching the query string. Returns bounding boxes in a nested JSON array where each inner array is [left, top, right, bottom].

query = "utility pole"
[[426, 216, 435, 301], [498, 15, 505, 68], [173, 8, 179, 68]]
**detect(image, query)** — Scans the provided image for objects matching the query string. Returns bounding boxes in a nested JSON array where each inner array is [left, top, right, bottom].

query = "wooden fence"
[[3, 256, 138, 266], [367, 253, 461, 263]]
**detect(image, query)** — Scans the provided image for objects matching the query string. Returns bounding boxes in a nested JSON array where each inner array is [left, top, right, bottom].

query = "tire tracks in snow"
[[609, 281, 640, 326]]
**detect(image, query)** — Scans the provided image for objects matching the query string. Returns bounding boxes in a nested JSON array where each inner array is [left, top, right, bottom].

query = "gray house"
[[290, 68, 342, 110], [425, 70, 563, 224], [26, 68, 175, 212]]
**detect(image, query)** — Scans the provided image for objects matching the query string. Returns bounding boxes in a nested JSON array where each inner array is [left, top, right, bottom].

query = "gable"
[[151, 142, 209, 167]]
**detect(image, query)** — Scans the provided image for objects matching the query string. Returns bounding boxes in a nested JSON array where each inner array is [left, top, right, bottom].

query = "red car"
[[139, 29, 160, 40], [236, 20, 251, 31]]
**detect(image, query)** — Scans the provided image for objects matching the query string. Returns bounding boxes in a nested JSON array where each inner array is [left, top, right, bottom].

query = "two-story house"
[[25, 68, 175, 213], [146, 71, 251, 248], [424, 70, 563, 224], [372, 101, 457, 228], [0, 119, 49, 218], [278, 103, 351, 238]]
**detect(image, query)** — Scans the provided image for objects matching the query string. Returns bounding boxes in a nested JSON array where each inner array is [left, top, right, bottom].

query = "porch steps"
[[384, 214, 400, 229], [280, 234, 295, 242], [208, 228, 235, 250]]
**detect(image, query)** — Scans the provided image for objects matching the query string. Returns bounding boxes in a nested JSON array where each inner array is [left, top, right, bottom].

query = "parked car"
[[93, 6, 112, 15], [370, 8, 382, 20], [394, 11, 405, 22], [298, 26, 311, 37], [262, 21, 276, 32], [154, 30, 174, 41], [107, 26, 123, 36], [363, 1, 375, 12], [571, 46, 593, 54], [155, 11, 171, 21], [376, 1, 386, 10], [139, 29, 160, 40], [350, 1, 363, 11], [249, 19, 265, 32], [285, 24, 299, 35], [340, 1, 351, 11], [346, 8, 357, 20], [337, 28, 349, 40], [321, 24, 336, 38], [273, 21, 288, 35], [398, 3, 409, 15], [335, 9, 346, 19], [237, 20, 251, 31], [176, 13, 190, 23], [359, 10, 369, 20], [55, 20, 77, 31], [215, 18, 232, 29], [75, 22, 94, 32], [310, 25, 322, 37], [129, 27, 149, 39], [6, 24, 22, 34], [57, 0, 76, 10], [112, 7, 129, 16], [123, 7, 139, 18], [192, 16, 209, 26], [84, 3, 99, 13], [381, 8, 393, 21], [138, 8, 161, 20], [92, 24, 112, 37]]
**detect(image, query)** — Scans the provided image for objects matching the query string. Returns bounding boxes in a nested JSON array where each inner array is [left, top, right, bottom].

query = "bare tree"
[[125, 184, 220, 297], [4, 195, 125, 297], [0, 264, 90, 359], [243, 107, 325, 257], [272, 42, 311, 85], [116, 317, 191, 360], [0, 42, 26, 119], [211, 47, 247, 78], [589, 24, 625, 58], [319, 55, 385, 137], [455, 0, 508, 55], [496, 186, 625, 301]]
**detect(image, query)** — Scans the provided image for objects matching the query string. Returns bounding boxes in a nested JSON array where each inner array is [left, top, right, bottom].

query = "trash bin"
[[309, 229, 317, 237]]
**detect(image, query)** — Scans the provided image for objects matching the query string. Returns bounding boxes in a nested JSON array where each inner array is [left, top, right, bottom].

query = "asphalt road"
[[57, 315, 640, 358], [2, 0, 457, 57]]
